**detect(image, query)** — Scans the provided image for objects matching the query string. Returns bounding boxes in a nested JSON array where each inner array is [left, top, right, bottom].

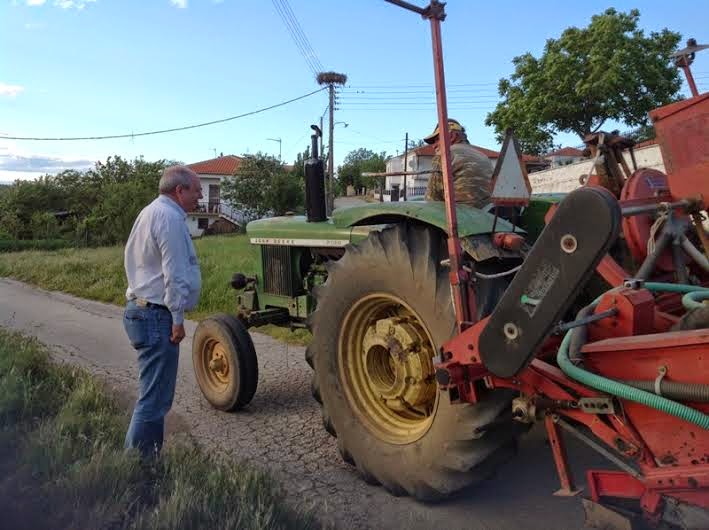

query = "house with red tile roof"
[[185, 155, 245, 236], [543, 146, 586, 168], [184, 154, 296, 236], [382, 144, 548, 201]]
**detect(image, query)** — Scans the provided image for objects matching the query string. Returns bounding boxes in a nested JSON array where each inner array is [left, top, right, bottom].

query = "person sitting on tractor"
[[424, 118, 493, 209]]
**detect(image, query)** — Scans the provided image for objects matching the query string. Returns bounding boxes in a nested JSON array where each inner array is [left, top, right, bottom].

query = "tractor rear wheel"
[[192, 314, 258, 411], [307, 224, 522, 500]]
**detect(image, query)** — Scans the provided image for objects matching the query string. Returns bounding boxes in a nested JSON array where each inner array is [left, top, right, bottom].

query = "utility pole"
[[317, 71, 347, 215], [267, 137, 282, 160], [319, 116, 324, 159], [328, 85, 335, 212], [403, 132, 409, 201]]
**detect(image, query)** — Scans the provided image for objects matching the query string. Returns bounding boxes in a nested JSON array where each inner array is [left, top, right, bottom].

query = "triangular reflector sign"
[[490, 129, 532, 206]]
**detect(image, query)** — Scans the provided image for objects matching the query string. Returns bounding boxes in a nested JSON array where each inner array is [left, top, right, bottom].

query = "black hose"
[[568, 303, 596, 360], [565, 295, 709, 410], [620, 379, 709, 403]]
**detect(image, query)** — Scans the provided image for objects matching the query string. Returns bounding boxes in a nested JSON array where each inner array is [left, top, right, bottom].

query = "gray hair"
[[159, 165, 196, 194]]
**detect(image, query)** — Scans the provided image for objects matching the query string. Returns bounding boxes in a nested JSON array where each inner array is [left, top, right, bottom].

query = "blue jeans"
[[123, 300, 179, 458]]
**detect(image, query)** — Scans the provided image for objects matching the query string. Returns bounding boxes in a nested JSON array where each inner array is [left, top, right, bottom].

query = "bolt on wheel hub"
[[339, 293, 438, 444], [362, 317, 436, 411], [203, 340, 230, 388]]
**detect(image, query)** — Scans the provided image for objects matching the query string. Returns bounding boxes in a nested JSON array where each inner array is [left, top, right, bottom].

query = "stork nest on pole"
[[317, 72, 347, 85]]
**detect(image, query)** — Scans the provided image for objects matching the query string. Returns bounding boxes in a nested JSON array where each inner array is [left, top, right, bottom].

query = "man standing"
[[123, 165, 203, 458], [424, 119, 494, 209]]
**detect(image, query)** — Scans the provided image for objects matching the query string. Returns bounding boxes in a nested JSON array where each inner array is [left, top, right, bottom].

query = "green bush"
[[0, 239, 74, 252]]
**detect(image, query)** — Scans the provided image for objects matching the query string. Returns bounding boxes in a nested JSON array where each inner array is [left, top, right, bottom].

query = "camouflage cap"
[[423, 119, 465, 144]]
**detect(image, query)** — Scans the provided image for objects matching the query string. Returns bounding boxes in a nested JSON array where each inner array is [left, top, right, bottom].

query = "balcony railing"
[[189, 200, 245, 224], [191, 200, 221, 214], [378, 186, 427, 201]]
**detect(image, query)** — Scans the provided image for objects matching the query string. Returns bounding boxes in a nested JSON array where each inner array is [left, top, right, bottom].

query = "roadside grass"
[[0, 328, 320, 530], [0, 234, 312, 345]]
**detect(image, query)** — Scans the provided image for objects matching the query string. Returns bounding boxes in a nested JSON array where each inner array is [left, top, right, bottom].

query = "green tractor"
[[192, 126, 559, 500]]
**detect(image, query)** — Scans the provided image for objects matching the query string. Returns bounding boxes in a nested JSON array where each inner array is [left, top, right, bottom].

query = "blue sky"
[[1, 0, 708, 182]]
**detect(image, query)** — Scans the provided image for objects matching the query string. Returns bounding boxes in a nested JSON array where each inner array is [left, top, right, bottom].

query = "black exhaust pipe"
[[305, 125, 327, 222]]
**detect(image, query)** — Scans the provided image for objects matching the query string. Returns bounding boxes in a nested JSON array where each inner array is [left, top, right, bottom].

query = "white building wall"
[[186, 216, 206, 238], [198, 175, 222, 200], [548, 154, 585, 167], [188, 174, 223, 237], [530, 144, 665, 194], [384, 154, 433, 196]]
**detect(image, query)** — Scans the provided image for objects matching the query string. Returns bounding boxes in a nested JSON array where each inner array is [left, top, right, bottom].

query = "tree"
[[80, 156, 167, 244], [485, 9, 682, 155], [627, 124, 656, 143], [0, 211, 21, 240], [0, 155, 168, 244], [289, 147, 311, 181], [221, 152, 304, 222], [337, 148, 387, 194], [29, 211, 60, 240]]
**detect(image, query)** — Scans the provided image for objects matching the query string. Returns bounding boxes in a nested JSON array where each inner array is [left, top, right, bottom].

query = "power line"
[[272, 0, 319, 75], [271, 0, 323, 76], [341, 101, 497, 106], [3, 87, 327, 141], [340, 96, 499, 101], [347, 82, 499, 89], [348, 107, 492, 113], [345, 69, 709, 91], [284, 102, 329, 153], [341, 89, 498, 95], [279, 0, 323, 72], [344, 128, 400, 145]]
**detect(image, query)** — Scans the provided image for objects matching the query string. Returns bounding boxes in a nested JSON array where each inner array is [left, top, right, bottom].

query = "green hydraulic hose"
[[643, 281, 709, 311], [682, 291, 709, 310], [557, 330, 709, 429], [556, 282, 709, 430]]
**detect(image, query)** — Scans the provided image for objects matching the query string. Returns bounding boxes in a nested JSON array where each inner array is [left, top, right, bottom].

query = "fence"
[[529, 143, 664, 194], [191, 200, 247, 225], [375, 186, 428, 202]]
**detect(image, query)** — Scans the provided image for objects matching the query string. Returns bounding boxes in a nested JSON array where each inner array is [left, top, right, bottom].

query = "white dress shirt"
[[124, 195, 201, 325]]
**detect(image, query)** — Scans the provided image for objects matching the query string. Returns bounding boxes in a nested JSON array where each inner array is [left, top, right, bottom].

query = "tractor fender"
[[332, 200, 518, 238]]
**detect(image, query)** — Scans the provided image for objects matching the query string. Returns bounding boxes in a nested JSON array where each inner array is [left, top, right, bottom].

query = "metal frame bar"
[[389, 2, 709, 524], [385, 0, 471, 332], [545, 415, 582, 496]]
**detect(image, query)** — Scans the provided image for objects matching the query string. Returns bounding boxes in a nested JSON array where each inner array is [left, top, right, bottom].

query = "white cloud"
[[0, 83, 25, 98], [53, 0, 96, 9], [24, 22, 47, 30], [170, 0, 187, 8], [0, 139, 95, 178], [0, 153, 95, 173], [21, 0, 96, 7]]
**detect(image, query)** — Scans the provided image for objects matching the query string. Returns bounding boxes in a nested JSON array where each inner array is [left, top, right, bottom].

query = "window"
[[198, 218, 209, 229]]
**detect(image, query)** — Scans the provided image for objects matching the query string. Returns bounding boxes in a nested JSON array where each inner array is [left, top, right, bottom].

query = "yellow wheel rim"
[[201, 338, 231, 392], [338, 293, 438, 445]]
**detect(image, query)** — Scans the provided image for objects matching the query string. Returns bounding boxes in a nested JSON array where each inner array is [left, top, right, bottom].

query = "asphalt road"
[[0, 278, 605, 529]]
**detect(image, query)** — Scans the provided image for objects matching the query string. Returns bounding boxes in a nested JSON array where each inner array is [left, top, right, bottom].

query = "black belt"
[[131, 298, 170, 312]]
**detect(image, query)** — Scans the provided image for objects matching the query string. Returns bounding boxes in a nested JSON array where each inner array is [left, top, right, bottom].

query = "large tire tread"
[[192, 313, 258, 412], [307, 223, 523, 501], [213, 313, 259, 408]]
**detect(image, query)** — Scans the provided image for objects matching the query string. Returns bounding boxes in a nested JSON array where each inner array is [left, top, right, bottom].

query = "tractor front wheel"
[[192, 314, 258, 411], [308, 224, 523, 500]]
